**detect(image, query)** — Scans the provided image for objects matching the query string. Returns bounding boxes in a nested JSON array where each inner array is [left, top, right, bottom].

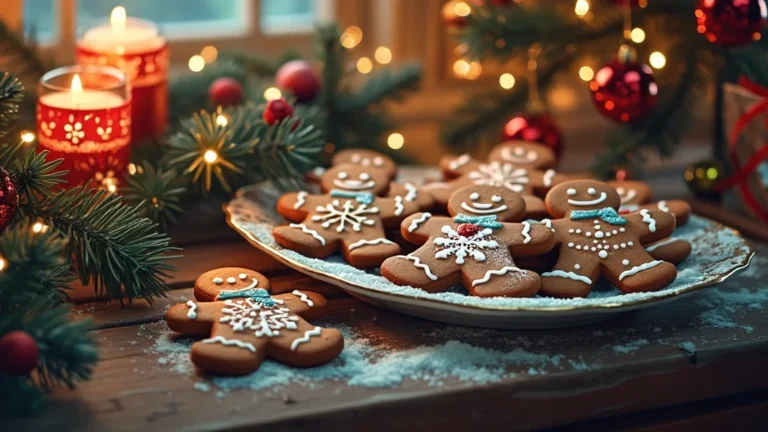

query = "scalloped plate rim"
[[224, 184, 755, 315]]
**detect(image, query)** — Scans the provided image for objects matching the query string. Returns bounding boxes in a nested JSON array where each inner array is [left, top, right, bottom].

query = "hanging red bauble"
[[502, 112, 564, 160], [695, 0, 767, 47], [0, 331, 40, 376], [590, 50, 658, 123], [0, 167, 18, 232], [442, 0, 471, 29], [275, 60, 321, 103], [208, 77, 244, 107], [263, 98, 294, 126]]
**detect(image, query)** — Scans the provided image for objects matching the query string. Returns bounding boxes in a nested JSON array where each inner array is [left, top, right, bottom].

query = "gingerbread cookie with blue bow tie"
[[608, 180, 692, 264], [381, 185, 555, 298], [539, 180, 678, 298], [275, 164, 420, 267]]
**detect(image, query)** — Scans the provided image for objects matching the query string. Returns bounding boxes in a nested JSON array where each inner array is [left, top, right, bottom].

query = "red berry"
[[457, 223, 481, 237], [208, 77, 244, 107], [275, 60, 320, 103], [263, 98, 294, 125], [0, 331, 39, 376]]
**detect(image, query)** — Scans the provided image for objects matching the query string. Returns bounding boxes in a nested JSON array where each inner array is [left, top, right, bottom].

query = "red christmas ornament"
[[442, 0, 470, 29], [208, 77, 244, 107], [590, 52, 658, 123], [0, 167, 18, 232], [0, 331, 40, 376], [695, 0, 767, 47], [263, 98, 294, 126], [457, 223, 481, 237], [502, 112, 564, 160], [275, 60, 321, 103]]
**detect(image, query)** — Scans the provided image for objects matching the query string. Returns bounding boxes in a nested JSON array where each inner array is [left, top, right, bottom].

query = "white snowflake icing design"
[[433, 225, 499, 264], [468, 162, 529, 193], [312, 200, 379, 232], [219, 298, 299, 337]]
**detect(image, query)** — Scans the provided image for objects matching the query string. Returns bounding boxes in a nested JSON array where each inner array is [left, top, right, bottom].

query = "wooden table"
[[8, 170, 768, 431]]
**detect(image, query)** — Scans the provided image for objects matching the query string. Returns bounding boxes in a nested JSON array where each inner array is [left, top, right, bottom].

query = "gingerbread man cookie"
[[608, 180, 693, 264], [381, 185, 555, 298], [441, 141, 557, 180], [166, 268, 344, 375], [539, 180, 678, 298], [274, 164, 419, 267], [328, 149, 434, 211]]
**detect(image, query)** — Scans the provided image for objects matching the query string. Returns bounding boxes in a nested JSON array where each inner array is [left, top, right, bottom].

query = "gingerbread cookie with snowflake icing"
[[441, 141, 558, 180], [327, 149, 434, 211], [166, 268, 343, 375], [381, 185, 555, 297], [539, 180, 678, 298], [608, 180, 693, 264], [275, 164, 419, 267]]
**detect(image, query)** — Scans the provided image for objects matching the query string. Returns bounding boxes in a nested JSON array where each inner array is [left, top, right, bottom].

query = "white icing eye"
[[360, 173, 371, 181], [567, 188, 577, 196], [226, 277, 236, 284], [470, 192, 480, 200], [527, 150, 538, 160], [373, 157, 384, 166], [588, 188, 597, 195], [212, 277, 223, 285], [514, 147, 525, 156], [491, 195, 502, 203], [351, 154, 361, 163], [338, 171, 348, 179], [238, 273, 247, 280]]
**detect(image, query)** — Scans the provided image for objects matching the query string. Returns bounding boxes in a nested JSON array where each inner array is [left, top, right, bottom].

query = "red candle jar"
[[37, 66, 131, 190], [76, 7, 168, 142]]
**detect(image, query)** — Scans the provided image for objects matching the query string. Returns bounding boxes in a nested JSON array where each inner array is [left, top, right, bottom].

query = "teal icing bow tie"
[[330, 189, 375, 205], [453, 213, 503, 229], [570, 207, 627, 225], [217, 288, 276, 307]]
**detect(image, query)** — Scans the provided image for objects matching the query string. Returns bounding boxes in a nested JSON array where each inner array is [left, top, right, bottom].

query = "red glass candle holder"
[[76, 16, 168, 142], [37, 65, 131, 190]]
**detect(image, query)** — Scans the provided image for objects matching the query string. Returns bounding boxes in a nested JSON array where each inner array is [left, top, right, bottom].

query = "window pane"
[[23, 0, 56, 41], [77, 0, 247, 36], [261, 0, 316, 33]]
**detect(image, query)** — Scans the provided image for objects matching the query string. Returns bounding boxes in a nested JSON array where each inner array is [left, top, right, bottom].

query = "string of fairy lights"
[[449, 0, 667, 87]]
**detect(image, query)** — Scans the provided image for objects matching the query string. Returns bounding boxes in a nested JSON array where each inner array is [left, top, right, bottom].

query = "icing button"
[[213, 277, 224, 284]]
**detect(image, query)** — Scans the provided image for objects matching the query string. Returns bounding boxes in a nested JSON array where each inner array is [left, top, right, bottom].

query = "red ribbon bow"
[[714, 76, 768, 222]]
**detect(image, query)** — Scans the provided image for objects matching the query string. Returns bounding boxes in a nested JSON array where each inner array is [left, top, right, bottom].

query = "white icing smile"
[[567, 187, 608, 206], [462, 192, 507, 214], [333, 171, 375, 190], [501, 146, 538, 164]]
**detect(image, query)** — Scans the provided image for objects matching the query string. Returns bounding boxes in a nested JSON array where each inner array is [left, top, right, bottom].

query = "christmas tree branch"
[[0, 22, 51, 84], [0, 72, 23, 138], [121, 162, 187, 232], [337, 63, 423, 113], [168, 61, 248, 121], [223, 50, 303, 78], [22, 186, 180, 303]]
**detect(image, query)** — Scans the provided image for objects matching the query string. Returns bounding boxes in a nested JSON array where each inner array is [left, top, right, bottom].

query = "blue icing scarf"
[[453, 213, 503, 229], [570, 207, 627, 225], [330, 189, 375, 205], [217, 288, 276, 307]]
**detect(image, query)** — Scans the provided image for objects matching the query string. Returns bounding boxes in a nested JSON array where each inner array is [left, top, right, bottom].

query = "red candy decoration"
[[0, 167, 18, 232], [695, 0, 767, 47], [457, 223, 482, 237], [502, 112, 564, 160], [208, 77, 244, 107], [275, 60, 321, 103], [590, 58, 658, 123], [263, 98, 294, 126], [0, 331, 40, 376]]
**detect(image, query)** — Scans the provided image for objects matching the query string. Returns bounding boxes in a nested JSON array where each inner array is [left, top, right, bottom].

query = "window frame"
[[6, 0, 343, 65]]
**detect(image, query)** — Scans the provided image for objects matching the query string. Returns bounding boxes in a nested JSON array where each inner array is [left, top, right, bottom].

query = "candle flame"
[[71, 74, 83, 104], [111, 6, 127, 33]]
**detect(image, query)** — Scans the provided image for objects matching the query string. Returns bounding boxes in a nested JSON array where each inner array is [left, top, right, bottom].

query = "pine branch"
[[222, 50, 303, 78], [441, 49, 579, 152], [11, 150, 66, 206], [121, 162, 186, 231], [0, 22, 52, 84], [0, 72, 23, 139], [168, 60, 249, 121], [0, 222, 72, 308], [337, 63, 423, 113], [255, 115, 324, 189], [22, 186, 179, 303]]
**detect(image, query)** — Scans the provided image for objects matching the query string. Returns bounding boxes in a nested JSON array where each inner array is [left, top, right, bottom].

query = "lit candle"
[[76, 6, 168, 142], [37, 66, 132, 189]]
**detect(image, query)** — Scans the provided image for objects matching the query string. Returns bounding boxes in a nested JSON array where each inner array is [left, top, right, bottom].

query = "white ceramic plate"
[[224, 183, 755, 329]]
